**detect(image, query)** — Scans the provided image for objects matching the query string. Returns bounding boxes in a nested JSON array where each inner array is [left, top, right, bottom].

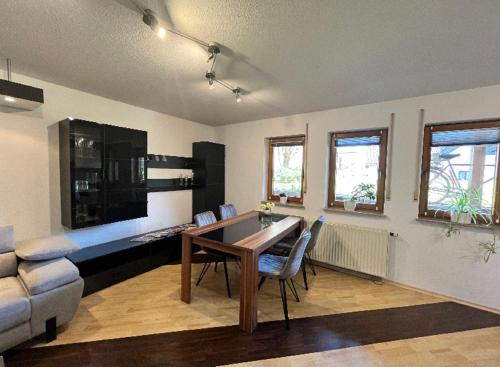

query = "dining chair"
[[219, 204, 238, 220], [273, 216, 326, 290], [258, 228, 312, 329], [193, 211, 232, 298]]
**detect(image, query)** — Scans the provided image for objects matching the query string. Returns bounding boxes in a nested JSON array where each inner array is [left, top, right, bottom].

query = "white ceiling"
[[1, 0, 499, 126]]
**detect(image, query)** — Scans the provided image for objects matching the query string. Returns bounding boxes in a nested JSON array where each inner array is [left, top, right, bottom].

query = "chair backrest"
[[305, 216, 326, 253], [0, 225, 17, 278], [280, 228, 311, 279], [194, 211, 217, 227], [219, 204, 237, 220]]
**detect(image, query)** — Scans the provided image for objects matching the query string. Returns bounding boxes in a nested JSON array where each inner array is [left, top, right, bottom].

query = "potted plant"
[[279, 193, 288, 204], [437, 188, 492, 237], [344, 183, 376, 211], [259, 201, 274, 215]]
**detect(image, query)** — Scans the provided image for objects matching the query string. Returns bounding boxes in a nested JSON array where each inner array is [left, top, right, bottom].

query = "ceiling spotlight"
[[233, 88, 242, 103], [206, 71, 216, 90], [4, 96, 16, 103], [157, 27, 166, 39], [142, 10, 166, 39]]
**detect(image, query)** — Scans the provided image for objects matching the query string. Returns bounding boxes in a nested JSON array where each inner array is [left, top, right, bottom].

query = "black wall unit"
[[192, 141, 225, 219], [146, 154, 205, 193], [67, 232, 182, 296], [59, 118, 148, 229]]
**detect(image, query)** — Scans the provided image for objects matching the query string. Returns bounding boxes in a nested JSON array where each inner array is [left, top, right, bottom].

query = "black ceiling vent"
[[0, 59, 44, 111]]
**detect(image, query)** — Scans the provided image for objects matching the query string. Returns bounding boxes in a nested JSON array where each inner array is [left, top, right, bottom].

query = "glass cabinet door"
[[70, 120, 105, 227]]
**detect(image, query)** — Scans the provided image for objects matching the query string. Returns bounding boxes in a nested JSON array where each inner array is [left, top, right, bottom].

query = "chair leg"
[[306, 253, 316, 276], [223, 258, 231, 298], [258, 276, 266, 290], [214, 261, 218, 272], [301, 260, 309, 290], [279, 279, 290, 330], [286, 279, 300, 302], [196, 261, 211, 286]]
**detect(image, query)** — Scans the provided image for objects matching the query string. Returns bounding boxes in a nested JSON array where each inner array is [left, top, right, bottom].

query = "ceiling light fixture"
[[0, 59, 44, 111], [142, 9, 166, 40], [137, 5, 245, 103], [233, 88, 242, 103]]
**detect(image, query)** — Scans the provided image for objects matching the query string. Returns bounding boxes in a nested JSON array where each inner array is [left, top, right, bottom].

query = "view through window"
[[420, 122, 500, 221], [267, 136, 305, 203], [328, 129, 388, 212]]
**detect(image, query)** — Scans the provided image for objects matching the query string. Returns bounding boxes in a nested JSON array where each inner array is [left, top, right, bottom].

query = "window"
[[328, 129, 388, 212], [418, 120, 500, 223], [267, 136, 305, 203]]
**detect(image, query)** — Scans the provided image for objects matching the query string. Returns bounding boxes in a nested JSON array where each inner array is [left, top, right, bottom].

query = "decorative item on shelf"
[[344, 183, 376, 211], [279, 193, 288, 204]]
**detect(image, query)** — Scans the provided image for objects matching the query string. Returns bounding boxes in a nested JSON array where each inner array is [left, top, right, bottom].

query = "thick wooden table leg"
[[181, 234, 192, 303], [240, 250, 258, 333]]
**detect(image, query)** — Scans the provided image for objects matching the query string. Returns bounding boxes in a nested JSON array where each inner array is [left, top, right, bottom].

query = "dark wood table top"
[[184, 210, 302, 254]]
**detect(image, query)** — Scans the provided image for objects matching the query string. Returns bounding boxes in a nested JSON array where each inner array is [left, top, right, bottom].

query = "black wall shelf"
[[147, 154, 203, 170], [147, 178, 202, 192], [146, 154, 205, 193]]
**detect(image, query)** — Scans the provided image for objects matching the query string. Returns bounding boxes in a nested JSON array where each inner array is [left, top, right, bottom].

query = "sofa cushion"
[[16, 236, 79, 261], [18, 258, 80, 296], [0, 277, 30, 333], [0, 226, 14, 254], [0, 252, 17, 278]]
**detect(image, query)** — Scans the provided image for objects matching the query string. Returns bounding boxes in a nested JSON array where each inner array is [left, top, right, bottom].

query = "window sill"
[[262, 201, 305, 209], [322, 207, 387, 218], [416, 217, 497, 231]]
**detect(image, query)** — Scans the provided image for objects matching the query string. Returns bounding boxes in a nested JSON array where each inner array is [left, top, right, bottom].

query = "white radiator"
[[310, 221, 389, 278]]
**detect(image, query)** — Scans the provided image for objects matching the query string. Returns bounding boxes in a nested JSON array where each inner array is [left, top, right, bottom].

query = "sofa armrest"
[[17, 258, 80, 296]]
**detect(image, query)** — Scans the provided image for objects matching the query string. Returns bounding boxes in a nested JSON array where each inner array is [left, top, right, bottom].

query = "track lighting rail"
[[136, 3, 244, 103]]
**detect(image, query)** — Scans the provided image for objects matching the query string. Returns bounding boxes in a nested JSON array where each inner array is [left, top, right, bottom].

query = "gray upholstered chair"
[[258, 228, 311, 329], [0, 226, 84, 353], [273, 216, 325, 290], [219, 204, 237, 220], [193, 211, 232, 298]]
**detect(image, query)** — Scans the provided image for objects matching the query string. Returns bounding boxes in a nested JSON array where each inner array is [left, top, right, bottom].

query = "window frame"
[[267, 135, 305, 204], [418, 120, 500, 224], [327, 129, 389, 213]]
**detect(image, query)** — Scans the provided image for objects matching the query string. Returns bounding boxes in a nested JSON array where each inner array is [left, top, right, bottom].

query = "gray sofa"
[[0, 226, 84, 352]]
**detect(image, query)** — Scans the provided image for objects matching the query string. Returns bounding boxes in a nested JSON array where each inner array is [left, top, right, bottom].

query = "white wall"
[[0, 72, 215, 247], [216, 85, 500, 310]]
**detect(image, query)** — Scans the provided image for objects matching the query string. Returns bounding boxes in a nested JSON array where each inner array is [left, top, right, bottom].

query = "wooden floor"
[[7, 262, 500, 366], [6, 302, 500, 366], [27, 262, 440, 347], [229, 326, 500, 367]]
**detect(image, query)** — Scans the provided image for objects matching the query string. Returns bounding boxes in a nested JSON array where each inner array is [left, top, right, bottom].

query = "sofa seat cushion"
[[0, 277, 30, 333], [18, 258, 80, 296], [16, 236, 79, 261]]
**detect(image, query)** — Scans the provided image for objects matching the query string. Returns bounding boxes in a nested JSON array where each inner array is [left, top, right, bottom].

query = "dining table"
[[181, 210, 302, 334]]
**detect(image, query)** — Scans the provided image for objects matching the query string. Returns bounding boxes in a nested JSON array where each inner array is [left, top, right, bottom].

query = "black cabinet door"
[[192, 142, 225, 220], [104, 124, 147, 160], [68, 119, 106, 228], [105, 158, 146, 189], [105, 189, 148, 223]]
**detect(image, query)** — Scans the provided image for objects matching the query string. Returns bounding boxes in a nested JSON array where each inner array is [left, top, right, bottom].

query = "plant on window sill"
[[434, 188, 497, 262], [434, 188, 491, 237], [344, 183, 376, 212]]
